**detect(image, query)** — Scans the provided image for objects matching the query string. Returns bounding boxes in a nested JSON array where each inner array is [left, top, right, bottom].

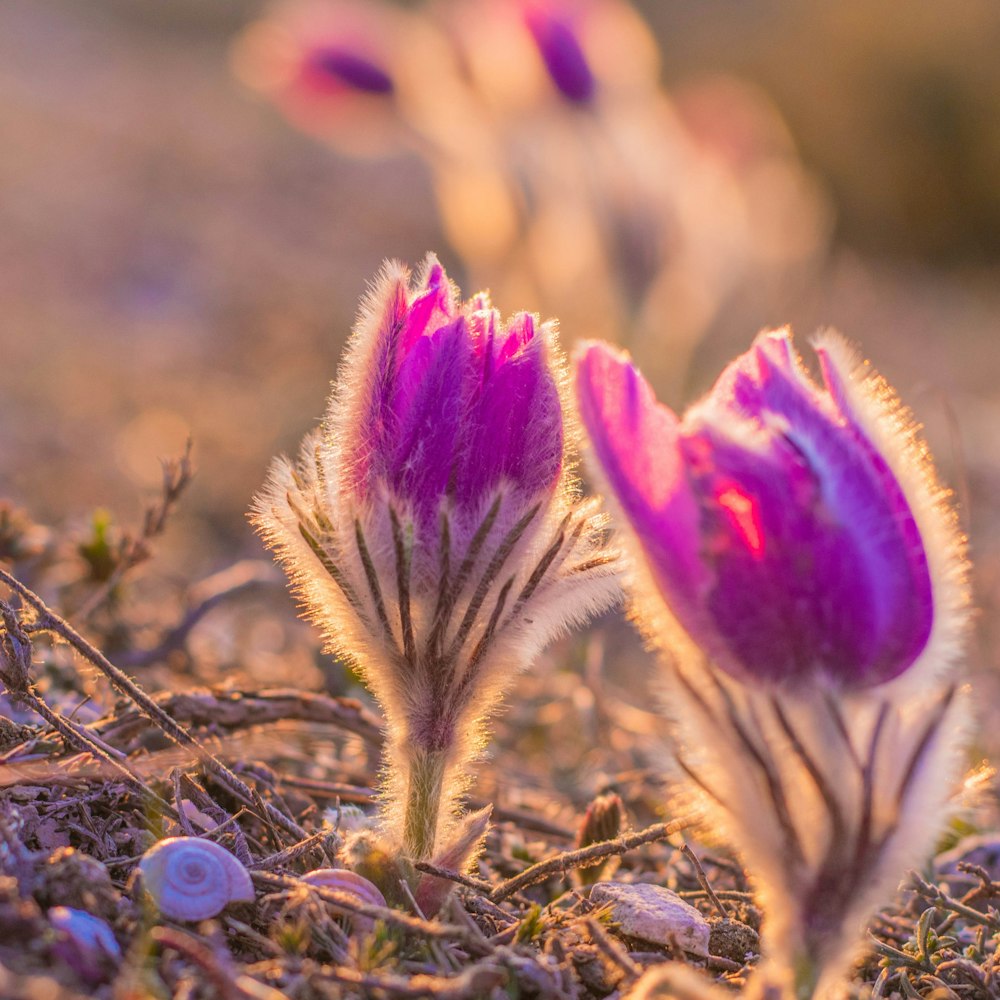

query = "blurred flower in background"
[[232, 0, 831, 398], [231, 0, 456, 158]]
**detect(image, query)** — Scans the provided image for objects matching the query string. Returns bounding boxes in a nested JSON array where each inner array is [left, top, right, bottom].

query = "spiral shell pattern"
[[138, 837, 254, 921]]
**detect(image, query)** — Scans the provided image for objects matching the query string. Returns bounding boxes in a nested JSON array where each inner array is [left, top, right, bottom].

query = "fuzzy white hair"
[[576, 330, 972, 998], [253, 256, 622, 858]]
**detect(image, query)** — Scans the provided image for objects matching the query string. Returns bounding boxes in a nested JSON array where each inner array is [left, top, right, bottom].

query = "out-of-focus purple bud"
[[304, 47, 394, 95], [523, 5, 596, 103], [231, 1, 431, 158], [254, 256, 620, 862], [576, 330, 956, 691]]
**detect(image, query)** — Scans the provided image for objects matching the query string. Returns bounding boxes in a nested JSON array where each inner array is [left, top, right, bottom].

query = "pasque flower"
[[254, 256, 619, 862], [576, 330, 970, 998], [230, 1, 459, 158]]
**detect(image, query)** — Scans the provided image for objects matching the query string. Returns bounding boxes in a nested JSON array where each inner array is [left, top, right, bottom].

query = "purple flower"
[[577, 330, 970, 995], [523, 4, 596, 103], [231, 1, 414, 157], [345, 260, 563, 534], [255, 256, 620, 861], [576, 330, 942, 689]]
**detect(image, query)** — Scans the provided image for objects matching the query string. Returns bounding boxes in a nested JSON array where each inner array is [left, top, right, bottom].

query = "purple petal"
[[387, 318, 473, 517], [456, 318, 562, 504], [575, 343, 709, 615], [680, 422, 880, 685], [685, 330, 931, 683], [348, 274, 410, 496], [748, 334, 932, 684], [524, 7, 596, 104], [579, 332, 935, 690], [306, 47, 394, 94], [814, 341, 935, 681]]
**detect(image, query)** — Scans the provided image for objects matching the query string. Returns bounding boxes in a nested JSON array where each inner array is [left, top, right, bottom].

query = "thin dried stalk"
[[489, 814, 699, 902], [0, 568, 307, 842]]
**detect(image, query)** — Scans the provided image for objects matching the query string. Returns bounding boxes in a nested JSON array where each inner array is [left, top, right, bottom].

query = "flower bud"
[[576, 331, 970, 997], [576, 330, 963, 692], [255, 256, 620, 860], [575, 791, 624, 884], [576, 791, 624, 848], [230, 1, 419, 157]]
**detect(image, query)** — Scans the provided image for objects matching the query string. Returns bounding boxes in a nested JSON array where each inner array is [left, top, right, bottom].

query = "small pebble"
[[708, 916, 758, 963], [589, 882, 711, 956]]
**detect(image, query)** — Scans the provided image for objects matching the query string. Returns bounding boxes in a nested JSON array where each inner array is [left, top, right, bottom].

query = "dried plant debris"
[[0, 507, 996, 998]]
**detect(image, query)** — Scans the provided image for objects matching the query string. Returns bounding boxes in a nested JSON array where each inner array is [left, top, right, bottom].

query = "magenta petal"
[[306, 47, 394, 94], [680, 423, 878, 684], [814, 344, 935, 682], [707, 331, 833, 428], [458, 331, 562, 504], [388, 318, 472, 517], [575, 343, 708, 612], [348, 275, 409, 496], [686, 331, 933, 684], [497, 311, 534, 364], [398, 263, 456, 358], [578, 331, 936, 690], [468, 306, 500, 384], [524, 7, 596, 103], [348, 260, 566, 532]]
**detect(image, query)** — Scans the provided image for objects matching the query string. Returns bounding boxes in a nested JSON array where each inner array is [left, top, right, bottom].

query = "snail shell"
[[301, 868, 386, 934], [49, 906, 121, 986], [138, 837, 254, 921]]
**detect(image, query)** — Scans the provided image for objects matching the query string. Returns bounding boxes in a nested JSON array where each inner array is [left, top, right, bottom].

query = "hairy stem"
[[402, 748, 448, 861]]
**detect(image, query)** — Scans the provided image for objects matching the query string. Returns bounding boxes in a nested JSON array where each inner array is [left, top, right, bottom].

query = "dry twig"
[[0, 568, 307, 841], [489, 815, 699, 903]]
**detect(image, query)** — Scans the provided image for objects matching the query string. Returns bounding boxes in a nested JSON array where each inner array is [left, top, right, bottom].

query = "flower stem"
[[793, 952, 820, 1000], [402, 749, 447, 861]]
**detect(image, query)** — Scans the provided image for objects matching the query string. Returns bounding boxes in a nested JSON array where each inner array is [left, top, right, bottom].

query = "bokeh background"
[[2, 0, 999, 804]]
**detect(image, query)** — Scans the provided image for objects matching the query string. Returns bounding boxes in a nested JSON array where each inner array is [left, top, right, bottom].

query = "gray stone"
[[590, 882, 711, 956]]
